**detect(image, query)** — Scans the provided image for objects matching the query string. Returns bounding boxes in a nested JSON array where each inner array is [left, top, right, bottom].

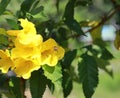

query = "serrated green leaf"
[[0, 0, 11, 15], [9, 77, 23, 98], [30, 70, 47, 98], [62, 71, 73, 98], [42, 64, 63, 96], [62, 49, 77, 69], [78, 53, 98, 98], [42, 64, 62, 83], [6, 19, 19, 30]]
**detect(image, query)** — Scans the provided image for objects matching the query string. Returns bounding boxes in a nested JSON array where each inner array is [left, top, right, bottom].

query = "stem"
[[68, 5, 120, 38]]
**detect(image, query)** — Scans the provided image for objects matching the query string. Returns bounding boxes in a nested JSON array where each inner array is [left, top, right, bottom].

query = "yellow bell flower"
[[7, 19, 36, 37], [12, 57, 41, 79], [41, 38, 65, 66], [0, 18, 65, 79], [0, 50, 14, 73]]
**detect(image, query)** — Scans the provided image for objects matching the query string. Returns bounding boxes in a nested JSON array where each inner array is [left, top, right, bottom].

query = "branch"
[[68, 5, 120, 38]]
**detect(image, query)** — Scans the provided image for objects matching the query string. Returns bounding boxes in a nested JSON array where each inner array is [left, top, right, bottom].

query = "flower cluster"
[[0, 19, 65, 79]]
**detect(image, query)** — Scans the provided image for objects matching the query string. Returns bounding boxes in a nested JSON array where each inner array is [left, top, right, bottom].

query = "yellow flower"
[[0, 18, 65, 79], [12, 57, 41, 79], [0, 50, 14, 73], [7, 19, 36, 37], [41, 38, 65, 66]]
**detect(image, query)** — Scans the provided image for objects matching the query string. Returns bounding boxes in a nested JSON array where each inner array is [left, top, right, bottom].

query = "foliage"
[[0, 0, 120, 98]]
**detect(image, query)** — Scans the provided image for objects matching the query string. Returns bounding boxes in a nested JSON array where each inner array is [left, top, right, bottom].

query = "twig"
[[68, 5, 120, 38]]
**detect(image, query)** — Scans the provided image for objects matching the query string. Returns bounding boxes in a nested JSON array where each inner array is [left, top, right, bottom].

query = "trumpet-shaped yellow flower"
[[41, 38, 65, 66], [7, 19, 36, 37], [12, 57, 41, 79], [0, 50, 14, 73], [0, 19, 65, 79]]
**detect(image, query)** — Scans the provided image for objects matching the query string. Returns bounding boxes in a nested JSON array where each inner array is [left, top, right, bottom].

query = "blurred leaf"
[[56, 0, 60, 12], [62, 71, 73, 98], [114, 30, 120, 50], [94, 57, 113, 77], [20, 0, 35, 12], [90, 24, 102, 41], [30, 70, 47, 98], [0, 74, 9, 92], [30, 6, 44, 15], [90, 24, 105, 46], [0, 35, 9, 46], [42, 64, 62, 95], [30, 0, 40, 11], [9, 77, 23, 98], [63, 0, 75, 20], [6, 19, 19, 30], [75, 0, 93, 6], [0, 0, 11, 15], [65, 19, 84, 35], [78, 53, 98, 98], [62, 49, 77, 69], [100, 47, 114, 60]]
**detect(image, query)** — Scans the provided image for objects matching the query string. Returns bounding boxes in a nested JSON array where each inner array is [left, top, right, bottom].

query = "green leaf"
[[6, 19, 19, 30], [78, 53, 98, 98], [42, 64, 63, 96], [30, 70, 47, 98], [100, 47, 114, 60], [94, 57, 113, 77], [63, 0, 84, 35], [9, 77, 23, 98], [63, 0, 75, 20], [62, 71, 73, 98], [30, 6, 44, 15], [20, 0, 35, 12], [0, 0, 11, 15], [65, 19, 84, 35], [62, 49, 77, 69]]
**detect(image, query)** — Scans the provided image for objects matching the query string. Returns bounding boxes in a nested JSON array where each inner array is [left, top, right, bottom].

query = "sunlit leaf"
[[78, 53, 98, 98], [42, 64, 62, 95], [30, 70, 47, 98]]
